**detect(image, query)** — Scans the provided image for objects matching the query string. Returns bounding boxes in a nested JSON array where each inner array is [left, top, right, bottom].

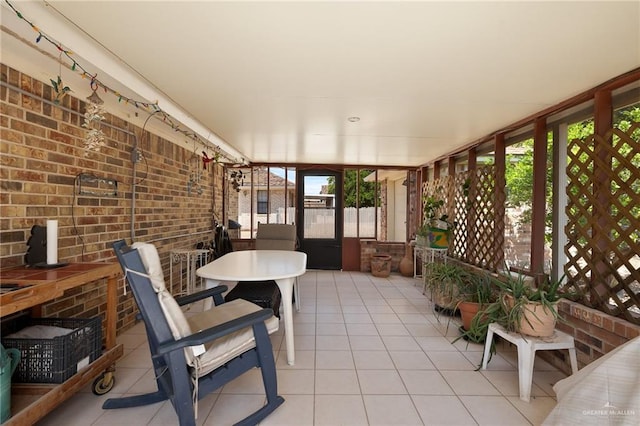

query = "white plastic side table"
[[481, 323, 578, 402], [169, 249, 209, 295]]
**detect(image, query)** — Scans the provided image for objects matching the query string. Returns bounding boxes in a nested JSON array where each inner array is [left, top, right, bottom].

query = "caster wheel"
[[92, 372, 115, 395]]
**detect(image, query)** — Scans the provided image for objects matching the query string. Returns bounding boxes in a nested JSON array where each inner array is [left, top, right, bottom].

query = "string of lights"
[[3, 0, 235, 164]]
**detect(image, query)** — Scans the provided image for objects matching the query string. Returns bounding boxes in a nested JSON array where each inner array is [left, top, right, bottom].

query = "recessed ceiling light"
[[347, 116, 360, 123]]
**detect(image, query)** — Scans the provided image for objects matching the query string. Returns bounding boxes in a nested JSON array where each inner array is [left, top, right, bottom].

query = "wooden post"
[[447, 157, 456, 225], [419, 165, 429, 226], [530, 118, 548, 274], [405, 171, 411, 241], [590, 90, 613, 309], [468, 148, 477, 173], [494, 134, 506, 270], [467, 148, 477, 264]]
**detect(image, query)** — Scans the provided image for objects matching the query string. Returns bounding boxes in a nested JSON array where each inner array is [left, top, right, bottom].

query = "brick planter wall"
[[540, 299, 640, 374], [360, 240, 406, 273]]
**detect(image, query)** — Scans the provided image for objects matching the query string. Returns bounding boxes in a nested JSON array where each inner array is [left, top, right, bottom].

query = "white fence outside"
[[236, 207, 380, 239]]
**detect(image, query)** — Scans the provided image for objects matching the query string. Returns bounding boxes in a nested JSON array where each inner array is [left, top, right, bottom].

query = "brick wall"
[[1, 64, 223, 336], [542, 299, 640, 373], [359, 240, 407, 273]]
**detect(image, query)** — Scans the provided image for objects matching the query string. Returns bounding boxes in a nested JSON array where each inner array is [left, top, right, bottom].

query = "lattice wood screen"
[[421, 165, 503, 271], [467, 165, 504, 270], [422, 177, 451, 226], [450, 171, 470, 261], [565, 123, 640, 323]]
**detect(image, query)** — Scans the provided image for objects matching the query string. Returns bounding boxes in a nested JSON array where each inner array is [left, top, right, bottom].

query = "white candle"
[[47, 220, 58, 264]]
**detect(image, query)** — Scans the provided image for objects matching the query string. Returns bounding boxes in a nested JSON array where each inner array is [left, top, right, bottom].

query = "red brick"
[[591, 312, 603, 328], [614, 321, 626, 336], [11, 119, 48, 137], [26, 159, 58, 173], [12, 169, 45, 182], [49, 130, 74, 145], [0, 155, 25, 168], [626, 324, 640, 339], [1, 102, 23, 118]]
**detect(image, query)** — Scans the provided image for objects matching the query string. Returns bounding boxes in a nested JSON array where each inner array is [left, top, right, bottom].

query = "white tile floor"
[[33, 271, 567, 425]]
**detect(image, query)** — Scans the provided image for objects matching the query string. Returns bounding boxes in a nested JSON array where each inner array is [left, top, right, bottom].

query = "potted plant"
[[423, 262, 468, 313], [457, 270, 496, 332], [458, 271, 568, 345], [498, 272, 567, 337], [415, 223, 430, 247], [420, 195, 454, 249], [456, 293, 507, 345]]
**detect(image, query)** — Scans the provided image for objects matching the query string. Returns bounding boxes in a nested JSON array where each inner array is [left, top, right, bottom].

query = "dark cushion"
[[225, 280, 282, 318]]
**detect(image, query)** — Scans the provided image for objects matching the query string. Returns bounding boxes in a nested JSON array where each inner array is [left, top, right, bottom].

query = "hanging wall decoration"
[[187, 151, 204, 195], [50, 75, 71, 104], [229, 169, 244, 192], [201, 151, 217, 170], [82, 79, 106, 154]]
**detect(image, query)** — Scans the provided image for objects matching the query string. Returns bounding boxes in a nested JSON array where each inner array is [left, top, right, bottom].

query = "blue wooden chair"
[[105, 240, 283, 426]]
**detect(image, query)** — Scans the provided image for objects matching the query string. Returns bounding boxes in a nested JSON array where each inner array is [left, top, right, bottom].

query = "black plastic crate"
[[1, 317, 102, 384]]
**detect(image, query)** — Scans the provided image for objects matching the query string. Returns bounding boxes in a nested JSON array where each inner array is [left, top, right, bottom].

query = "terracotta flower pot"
[[458, 301, 482, 331], [370, 254, 392, 278], [504, 295, 557, 337], [519, 302, 557, 337], [399, 244, 414, 277]]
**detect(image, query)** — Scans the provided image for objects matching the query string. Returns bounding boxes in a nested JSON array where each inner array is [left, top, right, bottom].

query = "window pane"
[[343, 169, 357, 237], [257, 190, 268, 214], [343, 168, 381, 238], [253, 167, 269, 234], [359, 169, 377, 239], [285, 168, 296, 225], [268, 167, 295, 224], [227, 167, 250, 239], [227, 165, 298, 239], [303, 175, 334, 238], [504, 139, 534, 271]]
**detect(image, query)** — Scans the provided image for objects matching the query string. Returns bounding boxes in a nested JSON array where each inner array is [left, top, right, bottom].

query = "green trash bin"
[[0, 344, 21, 424]]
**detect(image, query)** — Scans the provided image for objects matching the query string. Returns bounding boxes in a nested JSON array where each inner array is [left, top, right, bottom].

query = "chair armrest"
[[156, 308, 273, 355], [174, 285, 228, 306]]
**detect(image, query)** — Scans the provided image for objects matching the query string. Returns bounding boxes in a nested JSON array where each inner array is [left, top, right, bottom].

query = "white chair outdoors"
[[225, 223, 301, 313], [254, 223, 301, 311]]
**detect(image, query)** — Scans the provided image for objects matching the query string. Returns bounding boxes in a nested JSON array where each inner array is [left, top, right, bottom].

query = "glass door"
[[296, 170, 343, 269]]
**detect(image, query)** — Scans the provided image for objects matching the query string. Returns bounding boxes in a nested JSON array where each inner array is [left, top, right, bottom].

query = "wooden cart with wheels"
[[0, 263, 124, 425]]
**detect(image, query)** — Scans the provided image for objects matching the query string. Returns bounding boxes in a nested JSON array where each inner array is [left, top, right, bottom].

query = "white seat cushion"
[[188, 298, 279, 376], [131, 242, 199, 361], [255, 239, 296, 250], [255, 223, 297, 251], [130, 242, 279, 374], [131, 242, 166, 292]]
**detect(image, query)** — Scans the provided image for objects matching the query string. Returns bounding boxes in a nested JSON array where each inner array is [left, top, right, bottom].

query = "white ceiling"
[[2, 1, 639, 167]]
